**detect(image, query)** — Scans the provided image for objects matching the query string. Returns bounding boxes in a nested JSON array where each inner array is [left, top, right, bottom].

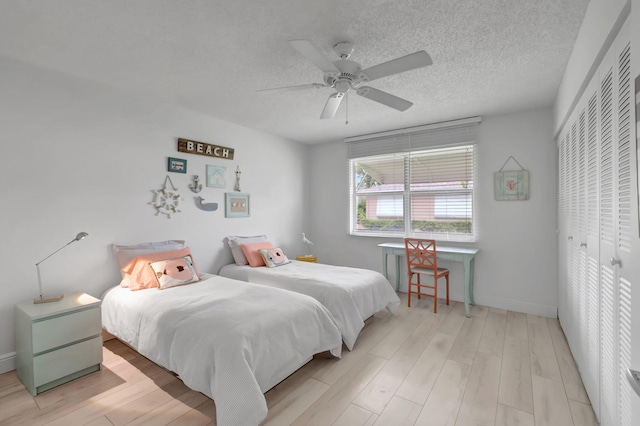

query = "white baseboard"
[[443, 292, 558, 318], [0, 352, 16, 374], [469, 294, 557, 318]]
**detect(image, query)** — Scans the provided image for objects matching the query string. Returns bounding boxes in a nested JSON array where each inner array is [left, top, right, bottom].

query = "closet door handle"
[[610, 257, 621, 266], [580, 242, 587, 247], [627, 369, 640, 397]]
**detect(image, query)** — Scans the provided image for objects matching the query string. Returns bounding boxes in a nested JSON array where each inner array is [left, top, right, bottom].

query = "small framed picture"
[[206, 165, 226, 188], [168, 157, 187, 173], [494, 170, 529, 200], [225, 193, 250, 218]]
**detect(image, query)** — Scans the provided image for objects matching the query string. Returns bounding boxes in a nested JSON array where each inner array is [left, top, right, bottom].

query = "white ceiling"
[[0, 0, 590, 144]]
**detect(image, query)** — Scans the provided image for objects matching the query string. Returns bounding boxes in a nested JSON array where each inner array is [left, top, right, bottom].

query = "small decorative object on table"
[[301, 233, 314, 253], [298, 233, 316, 262]]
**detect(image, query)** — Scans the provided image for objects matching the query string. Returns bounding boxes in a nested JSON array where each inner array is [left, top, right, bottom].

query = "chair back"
[[404, 238, 438, 272]]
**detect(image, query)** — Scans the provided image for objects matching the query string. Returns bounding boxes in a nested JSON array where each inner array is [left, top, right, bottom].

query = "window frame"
[[348, 144, 477, 242]]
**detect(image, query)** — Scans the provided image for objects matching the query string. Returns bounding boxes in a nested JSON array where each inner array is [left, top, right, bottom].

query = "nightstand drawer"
[[33, 336, 102, 387], [32, 307, 101, 354]]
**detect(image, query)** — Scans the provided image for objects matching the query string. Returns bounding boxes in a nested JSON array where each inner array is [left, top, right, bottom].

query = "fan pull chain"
[[345, 91, 349, 125]]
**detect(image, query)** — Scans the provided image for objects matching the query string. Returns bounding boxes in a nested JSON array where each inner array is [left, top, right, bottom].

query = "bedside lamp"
[[34, 231, 89, 304]]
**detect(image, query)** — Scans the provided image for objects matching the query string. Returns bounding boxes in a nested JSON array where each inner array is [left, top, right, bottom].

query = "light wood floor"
[[0, 294, 598, 425]]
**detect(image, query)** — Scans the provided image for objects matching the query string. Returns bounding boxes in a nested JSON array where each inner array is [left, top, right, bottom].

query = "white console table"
[[378, 242, 479, 317]]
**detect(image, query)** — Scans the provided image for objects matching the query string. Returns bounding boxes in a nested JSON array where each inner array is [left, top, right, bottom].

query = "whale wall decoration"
[[195, 196, 218, 211]]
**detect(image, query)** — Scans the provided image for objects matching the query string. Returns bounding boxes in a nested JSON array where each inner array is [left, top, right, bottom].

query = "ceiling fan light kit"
[[259, 39, 433, 120]]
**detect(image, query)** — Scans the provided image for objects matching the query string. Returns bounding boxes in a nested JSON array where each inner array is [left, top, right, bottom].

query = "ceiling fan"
[[258, 40, 433, 119]]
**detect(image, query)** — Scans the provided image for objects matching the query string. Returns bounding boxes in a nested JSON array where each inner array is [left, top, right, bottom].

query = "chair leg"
[[417, 274, 421, 300], [445, 274, 450, 305], [407, 273, 412, 307], [433, 276, 438, 313]]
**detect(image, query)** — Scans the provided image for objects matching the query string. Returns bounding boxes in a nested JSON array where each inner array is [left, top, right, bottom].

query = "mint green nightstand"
[[15, 292, 102, 395]]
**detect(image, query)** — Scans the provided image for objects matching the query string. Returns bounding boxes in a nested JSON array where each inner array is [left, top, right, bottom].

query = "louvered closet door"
[[576, 106, 588, 372], [567, 119, 579, 351], [561, 75, 601, 418], [584, 79, 601, 419], [598, 20, 633, 426], [598, 43, 618, 426], [557, 129, 570, 334], [613, 38, 634, 426]]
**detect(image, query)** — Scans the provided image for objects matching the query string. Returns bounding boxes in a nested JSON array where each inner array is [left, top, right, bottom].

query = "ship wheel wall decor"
[[150, 175, 182, 218]]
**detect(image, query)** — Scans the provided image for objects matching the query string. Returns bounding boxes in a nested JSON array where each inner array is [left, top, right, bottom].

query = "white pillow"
[[113, 240, 185, 286], [226, 235, 268, 265], [149, 255, 200, 289], [259, 247, 290, 268]]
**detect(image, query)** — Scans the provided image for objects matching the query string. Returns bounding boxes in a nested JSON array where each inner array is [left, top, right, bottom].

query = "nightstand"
[[296, 255, 317, 263], [15, 292, 103, 396]]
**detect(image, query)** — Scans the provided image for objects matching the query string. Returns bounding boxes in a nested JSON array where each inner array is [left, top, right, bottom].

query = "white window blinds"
[[346, 117, 480, 241], [346, 116, 481, 158]]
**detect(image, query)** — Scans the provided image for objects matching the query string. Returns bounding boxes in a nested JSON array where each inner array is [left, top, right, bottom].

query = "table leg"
[[394, 253, 401, 291], [382, 251, 389, 280], [463, 256, 473, 317], [469, 257, 475, 305]]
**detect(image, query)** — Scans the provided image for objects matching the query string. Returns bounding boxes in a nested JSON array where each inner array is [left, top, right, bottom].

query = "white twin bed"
[[101, 274, 342, 426], [219, 260, 400, 350]]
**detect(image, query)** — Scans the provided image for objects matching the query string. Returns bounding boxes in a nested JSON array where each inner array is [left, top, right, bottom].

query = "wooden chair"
[[404, 238, 449, 312]]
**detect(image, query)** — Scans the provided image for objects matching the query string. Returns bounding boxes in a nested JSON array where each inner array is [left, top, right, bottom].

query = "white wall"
[[0, 56, 309, 372], [307, 107, 558, 317], [553, 0, 629, 135]]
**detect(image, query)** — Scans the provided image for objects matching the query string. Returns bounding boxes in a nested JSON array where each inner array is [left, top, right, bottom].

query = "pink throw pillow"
[[240, 241, 274, 267]]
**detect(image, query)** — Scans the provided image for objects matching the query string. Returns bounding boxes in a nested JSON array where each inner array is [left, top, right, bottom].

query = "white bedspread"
[[101, 274, 342, 426], [219, 261, 400, 350]]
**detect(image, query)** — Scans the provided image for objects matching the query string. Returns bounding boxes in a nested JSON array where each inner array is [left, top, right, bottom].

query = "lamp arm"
[[35, 239, 76, 266], [33, 232, 88, 303], [35, 239, 77, 300]]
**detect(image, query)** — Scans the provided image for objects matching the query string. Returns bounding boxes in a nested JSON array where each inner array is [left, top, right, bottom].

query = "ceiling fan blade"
[[360, 51, 433, 82], [356, 86, 413, 111], [321, 92, 344, 119], [289, 39, 340, 74], [257, 83, 326, 93]]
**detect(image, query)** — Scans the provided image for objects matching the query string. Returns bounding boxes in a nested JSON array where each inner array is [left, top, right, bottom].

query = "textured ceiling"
[[0, 0, 590, 144]]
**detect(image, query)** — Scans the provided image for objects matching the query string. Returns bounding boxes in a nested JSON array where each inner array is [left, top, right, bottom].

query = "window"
[[347, 118, 479, 242]]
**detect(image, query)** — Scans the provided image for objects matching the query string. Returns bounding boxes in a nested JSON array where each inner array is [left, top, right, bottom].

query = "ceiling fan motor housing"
[[323, 59, 362, 91]]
